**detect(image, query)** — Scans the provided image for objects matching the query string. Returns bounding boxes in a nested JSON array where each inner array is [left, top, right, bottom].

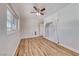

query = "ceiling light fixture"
[[36, 12, 41, 16]]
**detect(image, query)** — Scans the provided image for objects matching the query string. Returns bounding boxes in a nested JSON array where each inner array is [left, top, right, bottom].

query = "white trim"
[[7, 5, 18, 35], [7, 4, 15, 18], [59, 43, 79, 54], [7, 4, 18, 18], [44, 36, 79, 54], [21, 35, 40, 39], [12, 38, 21, 56], [44, 36, 58, 44]]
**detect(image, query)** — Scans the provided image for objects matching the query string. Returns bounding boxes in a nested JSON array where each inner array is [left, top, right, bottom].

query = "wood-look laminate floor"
[[15, 36, 79, 56]]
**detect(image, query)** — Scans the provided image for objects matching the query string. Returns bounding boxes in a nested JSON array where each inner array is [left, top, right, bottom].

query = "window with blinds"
[[7, 6, 17, 32]]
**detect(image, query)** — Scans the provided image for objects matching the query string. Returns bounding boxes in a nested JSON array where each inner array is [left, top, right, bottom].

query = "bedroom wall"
[[44, 13, 58, 43], [0, 4, 7, 56], [6, 4, 21, 56], [0, 4, 21, 56], [20, 16, 42, 38], [44, 4, 79, 53]]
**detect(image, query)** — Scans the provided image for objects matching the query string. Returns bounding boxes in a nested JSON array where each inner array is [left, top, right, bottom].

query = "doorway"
[[45, 21, 58, 43]]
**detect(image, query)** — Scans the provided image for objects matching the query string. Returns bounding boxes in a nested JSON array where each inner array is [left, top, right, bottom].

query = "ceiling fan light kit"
[[36, 12, 41, 16], [31, 6, 45, 16]]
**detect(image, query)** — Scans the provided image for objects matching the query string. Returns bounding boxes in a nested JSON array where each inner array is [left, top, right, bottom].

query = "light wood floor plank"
[[41, 38, 72, 55], [15, 37, 79, 56]]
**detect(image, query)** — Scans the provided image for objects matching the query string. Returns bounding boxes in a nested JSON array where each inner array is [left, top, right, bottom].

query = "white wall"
[[44, 13, 59, 43], [0, 4, 7, 56], [20, 16, 41, 38], [44, 4, 79, 53], [7, 4, 21, 56], [58, 4, 79, 51], [0, 4, 21, 56], [39, 22, 44, 36]]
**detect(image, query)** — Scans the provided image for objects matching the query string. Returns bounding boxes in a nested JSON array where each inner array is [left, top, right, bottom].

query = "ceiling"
[[12, 3, 69, 20]]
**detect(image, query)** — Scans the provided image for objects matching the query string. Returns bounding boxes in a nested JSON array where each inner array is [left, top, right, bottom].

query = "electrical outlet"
[[57, 41, 60, 44]]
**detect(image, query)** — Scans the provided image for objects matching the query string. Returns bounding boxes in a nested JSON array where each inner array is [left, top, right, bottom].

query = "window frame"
[[7, 5, 18, 34]]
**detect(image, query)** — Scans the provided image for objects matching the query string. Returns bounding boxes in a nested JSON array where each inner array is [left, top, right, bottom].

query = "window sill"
[[7, 30, 17, 36]]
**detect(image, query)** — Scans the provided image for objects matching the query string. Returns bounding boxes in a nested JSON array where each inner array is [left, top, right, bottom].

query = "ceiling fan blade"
[[33, 6, 38, 11], [31, 12, 37, 13], [41, 8, 45, 12], [40, 13, 44, 15]]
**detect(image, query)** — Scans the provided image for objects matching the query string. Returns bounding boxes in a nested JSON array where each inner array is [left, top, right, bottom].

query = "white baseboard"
[[44, 36, 58, 44], [13, 34, 40, 55], [14, 35, 79, 55], [44, 36, 79, 54], [59, 43, 79, 54], [21, 34, 40, 39], [13, 38, 21, 56]]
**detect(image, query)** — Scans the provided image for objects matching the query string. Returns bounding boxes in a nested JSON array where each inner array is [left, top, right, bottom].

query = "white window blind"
[[7, 6, 17, 32]]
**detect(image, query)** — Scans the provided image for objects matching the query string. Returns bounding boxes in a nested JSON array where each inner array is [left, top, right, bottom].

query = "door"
[[45, 22, 58, 43]]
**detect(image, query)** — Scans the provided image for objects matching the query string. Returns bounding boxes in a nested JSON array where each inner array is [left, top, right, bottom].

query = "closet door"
[[45, 22, 58, 43]]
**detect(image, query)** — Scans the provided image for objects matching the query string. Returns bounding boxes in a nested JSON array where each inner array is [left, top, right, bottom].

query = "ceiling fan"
[[31, 6, 45, 16]]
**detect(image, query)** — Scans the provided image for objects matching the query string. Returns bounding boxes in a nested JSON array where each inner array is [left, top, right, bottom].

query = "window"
[[12, 17, 16, 30], [7, 7, 17, 32]]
